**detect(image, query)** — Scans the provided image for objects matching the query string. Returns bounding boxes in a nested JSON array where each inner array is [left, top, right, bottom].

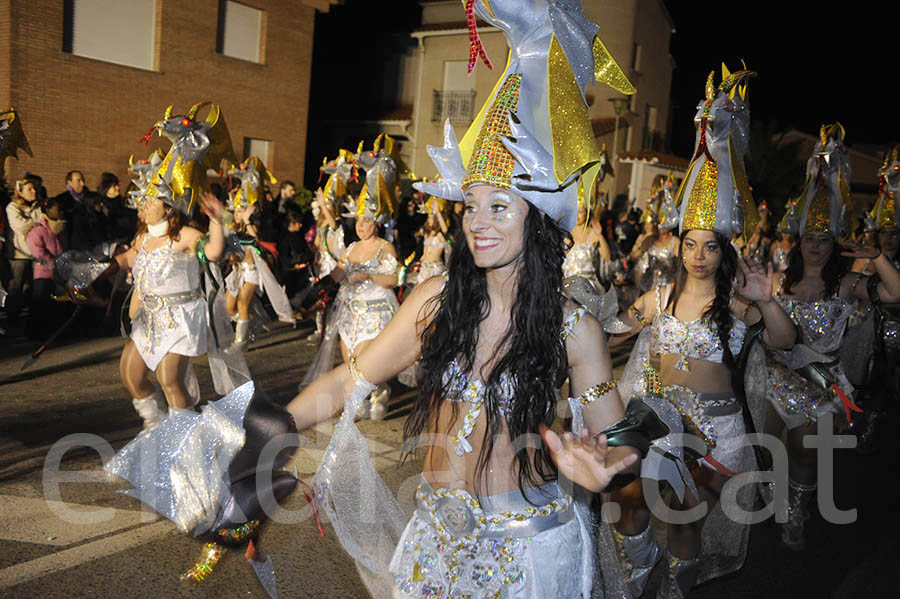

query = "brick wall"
[[4, 0, 316, 196]]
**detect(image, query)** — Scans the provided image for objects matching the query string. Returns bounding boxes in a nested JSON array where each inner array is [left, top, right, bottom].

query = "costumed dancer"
[[286, 2, 663, 597], [223, 156, 294, 353], [305, 151, 352, 340], [841, 145, 900, 450], [629, 173, 681, 294], [563, 173, 625, 334], [104, 103, 299, 595], [105, 102, 250, 427], [407, 195, 449, 286], [604, 66, 798, 599], [301, 134, 401, 422], [763, 124, 900, 549]]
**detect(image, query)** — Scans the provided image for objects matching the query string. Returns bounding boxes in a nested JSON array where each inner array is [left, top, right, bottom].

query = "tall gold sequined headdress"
[[415, 0, 634, 232], [781, 123, 854, 237], [868, 144, 900, 231], [675, 64, 758, 240]]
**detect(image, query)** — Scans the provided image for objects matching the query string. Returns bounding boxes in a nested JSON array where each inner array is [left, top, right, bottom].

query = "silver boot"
[[226, 319, 251, 354], [132, 391, 166, 431], [781, 479, 816, 550], [612, 523, 661, 598], [657, 550, 700, 599]]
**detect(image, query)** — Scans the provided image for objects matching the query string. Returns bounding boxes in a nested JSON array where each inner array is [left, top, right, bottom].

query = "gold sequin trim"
[[579, 380, 618, 405]]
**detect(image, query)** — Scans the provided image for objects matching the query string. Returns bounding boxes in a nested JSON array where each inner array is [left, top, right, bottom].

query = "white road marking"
[[0, 496, 160, 547], [0, 519, 173, 589]]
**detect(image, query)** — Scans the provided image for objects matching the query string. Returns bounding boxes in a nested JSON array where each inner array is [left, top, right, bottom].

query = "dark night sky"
[[306, 1, 899, 181], [664, 2, 899, 157]]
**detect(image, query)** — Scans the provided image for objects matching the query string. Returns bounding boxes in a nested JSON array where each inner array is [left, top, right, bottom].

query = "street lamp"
[[607, 96, 629, 179]]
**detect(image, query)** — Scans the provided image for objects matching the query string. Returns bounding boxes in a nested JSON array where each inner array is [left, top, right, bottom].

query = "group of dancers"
[[11, 1, 893, 597]]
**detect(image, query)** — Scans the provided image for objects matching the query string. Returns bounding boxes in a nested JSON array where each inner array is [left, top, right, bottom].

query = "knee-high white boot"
[[226, 319, 251, 354], [132, 390, 166, 431]]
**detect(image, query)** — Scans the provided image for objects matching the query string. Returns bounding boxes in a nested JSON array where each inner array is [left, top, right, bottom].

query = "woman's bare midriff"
[[654, 353, 733, 394], [421, 398, 547, 497], [421, 246, 443, 263]]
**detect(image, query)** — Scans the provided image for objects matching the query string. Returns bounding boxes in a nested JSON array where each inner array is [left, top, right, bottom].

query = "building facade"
[[398, 0, 677, 201], [1, 0, 336, 194]]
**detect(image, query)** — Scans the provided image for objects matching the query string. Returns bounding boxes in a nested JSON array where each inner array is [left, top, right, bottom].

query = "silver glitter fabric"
[[764, 295, 854, 429], [53, 250, 110, 290], [407, 260, 446, 287], [104, 382, 254, 535], [632, 241, 679, 294], [224, 247, 293, 323], [562, 276, 629, 334], [334, 242, 400, 352]]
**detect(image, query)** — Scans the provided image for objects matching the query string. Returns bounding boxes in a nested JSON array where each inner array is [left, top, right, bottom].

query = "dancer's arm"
[[841, 242, 900, 303], [199, 192, 225, 261], [288, 275, 443, 430], [734, 255, 796, 349], [608, 286, 660, 347]]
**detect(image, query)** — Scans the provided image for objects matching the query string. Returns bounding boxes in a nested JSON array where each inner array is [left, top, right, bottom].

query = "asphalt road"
[[0, 322, 896, 598]]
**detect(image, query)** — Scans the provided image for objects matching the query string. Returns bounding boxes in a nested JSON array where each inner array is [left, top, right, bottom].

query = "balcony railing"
[[431, 90, 477, 124]]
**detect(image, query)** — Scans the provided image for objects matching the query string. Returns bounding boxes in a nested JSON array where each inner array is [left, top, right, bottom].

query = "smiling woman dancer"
[[603, 67, 797, 599], [286, 2, 657, 597]]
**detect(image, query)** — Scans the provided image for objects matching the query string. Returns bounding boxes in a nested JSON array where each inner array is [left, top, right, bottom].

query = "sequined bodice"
[[441, 305, 585, 414], [562, 242, 595, 278], [772, 247, 789, 271], [132, 240, 200, 297], [649, 286, 745, 370], [343, 241, 399, 277], [776, 294, 853, 353], [425, 234, 445, 250], [647, 242, 677, 261]]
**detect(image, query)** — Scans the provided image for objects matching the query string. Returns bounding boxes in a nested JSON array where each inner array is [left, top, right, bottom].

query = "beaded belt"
[[237, 261, 258, 273], [415, 479, 572, 541], [141, 289, 203, 310], [348, 298, 393, 315]]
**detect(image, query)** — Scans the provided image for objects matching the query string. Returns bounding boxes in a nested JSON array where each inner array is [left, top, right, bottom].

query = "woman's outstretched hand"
[[541, 426, 639, 493], [839, 241, 880, 260], [735, 254, 774, 303], [198, 192, 223, 223]]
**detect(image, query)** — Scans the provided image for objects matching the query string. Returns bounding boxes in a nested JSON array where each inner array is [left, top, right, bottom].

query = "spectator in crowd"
[[277, 206, 313, 304], [99, 172, 137, 244], [69, 191, 110, 252], [53, 170, 87, 218], [4, 178, 42, 331], [26, 195, 66, 339], [276, 180, 296, 214]]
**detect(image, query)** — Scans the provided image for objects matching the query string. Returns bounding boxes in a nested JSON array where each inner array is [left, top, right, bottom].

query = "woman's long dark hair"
[[781, 236, 844, 297], [668, 230, 739, 371], [403, 204, 569, 499]]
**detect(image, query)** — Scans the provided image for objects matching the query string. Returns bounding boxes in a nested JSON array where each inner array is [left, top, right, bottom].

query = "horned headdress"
[[352, 133, 398, 224], [867, 144, 900, 231], [414, 0, 635, 232], [780, 123, 854, 237], [674, 64, 758, 240], [141, 102, 237, 216], [227, 156, 277, 211]]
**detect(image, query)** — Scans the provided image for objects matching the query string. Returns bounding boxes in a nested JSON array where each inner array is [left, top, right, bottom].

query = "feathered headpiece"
[[0, 107, 33, 173], [675, 64, 758, 240], [142, 102, 237, 216], [780, 122, 854, 237], [867, 144, 900, 231], [227, 156, 277, 211], [414, 0, 634, 232]]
